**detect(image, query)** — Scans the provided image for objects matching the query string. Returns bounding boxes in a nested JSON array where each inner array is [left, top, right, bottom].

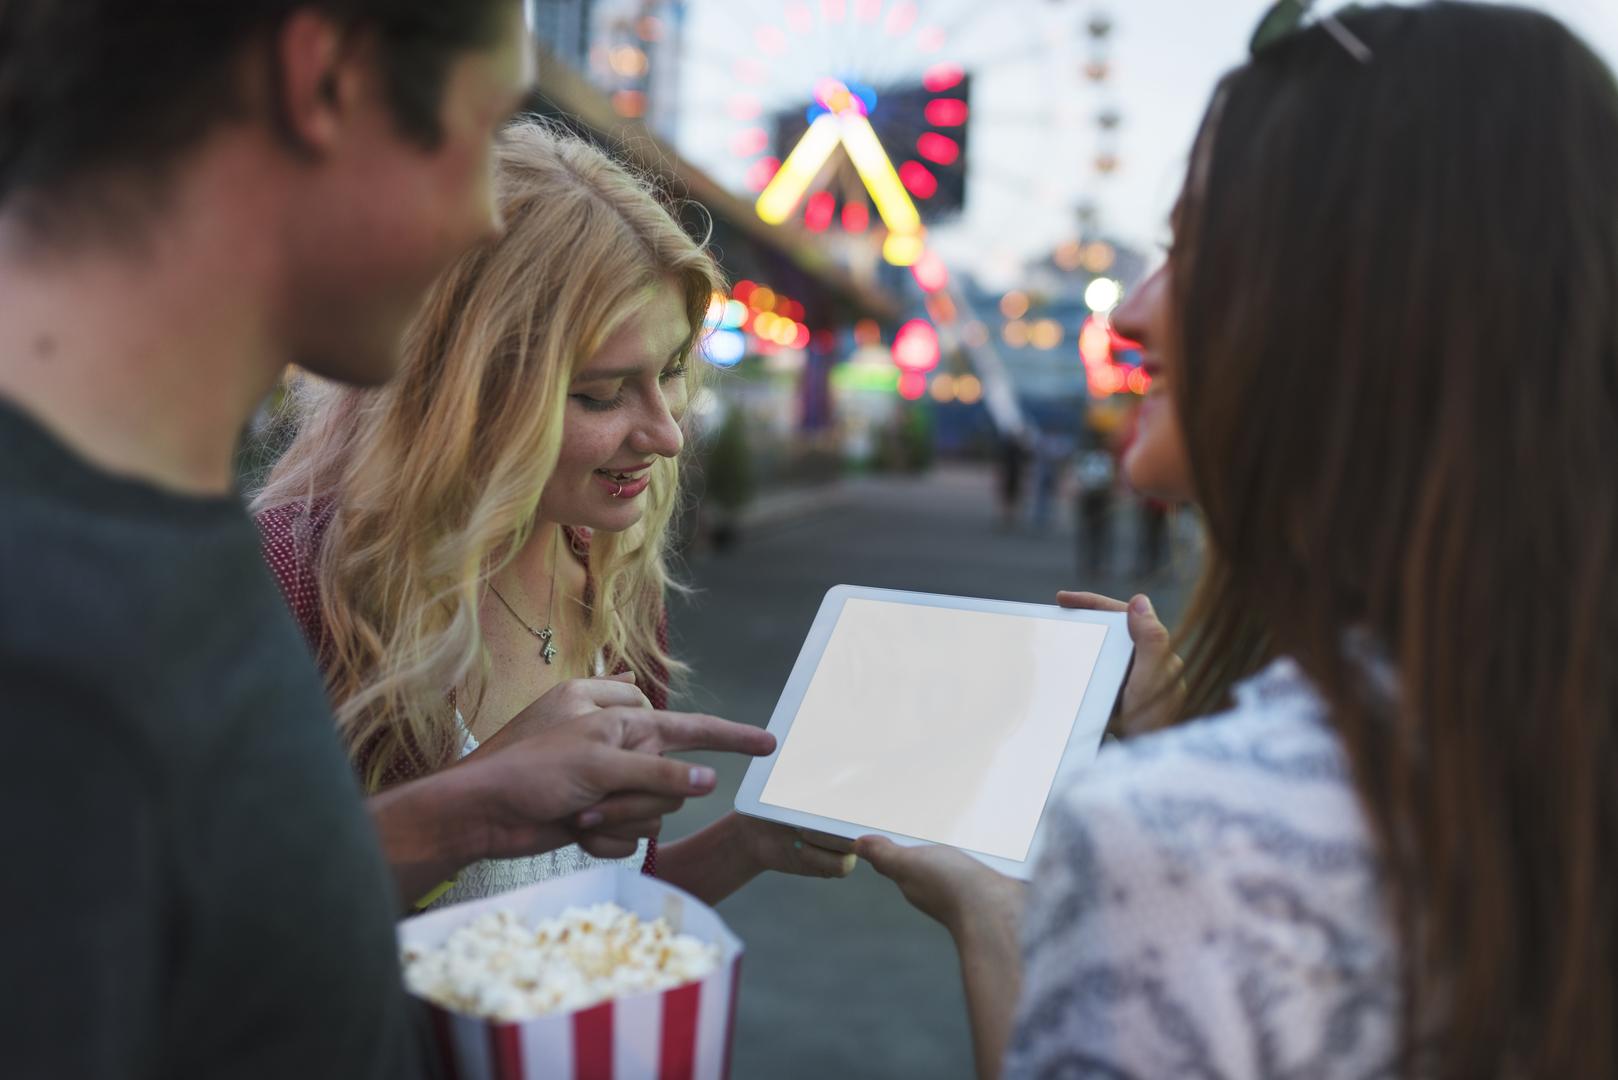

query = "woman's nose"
[[1109, 264, 1163, 346], [631, 397, 685, 459]]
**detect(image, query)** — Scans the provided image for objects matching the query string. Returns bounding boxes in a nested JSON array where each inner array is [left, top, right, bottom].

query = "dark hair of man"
[[0, 0, 514, 239], [1168, 3, 1618, 1075]]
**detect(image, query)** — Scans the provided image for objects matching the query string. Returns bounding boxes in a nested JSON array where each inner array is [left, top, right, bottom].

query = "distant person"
[[1073, 447, 1117, 576], [996, 427, 1031, 529], [860, 4, 1618, 1077], [0, 2, 770, 1075], [254, 122, 851, 908], [1028, 427, 1074, 531]]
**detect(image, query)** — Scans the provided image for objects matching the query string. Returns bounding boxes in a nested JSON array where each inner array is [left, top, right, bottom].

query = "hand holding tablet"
[[735, 585, 1134, 879]]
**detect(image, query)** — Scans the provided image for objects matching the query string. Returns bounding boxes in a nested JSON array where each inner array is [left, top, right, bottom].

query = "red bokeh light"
[[804, 191, 836, 232], [744, 157, 781, 192], [885, 1, 918, 37], [916, 132, 960, 166], [922, 62, 964, 92], [731, 128, 770, 157], [898, 161, 938, 199], [911, 251, 949, 293], [897, 371, 927, 400], [925, 98, 969, 126], [1108, 325, 1144, 352], [892, 319, 941, 373], [841, 202, 870, 232], [733, 280, 757, 303]]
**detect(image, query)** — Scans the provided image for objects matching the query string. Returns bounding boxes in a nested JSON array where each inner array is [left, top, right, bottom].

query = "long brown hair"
[[1169, 4, 1618, 1074]]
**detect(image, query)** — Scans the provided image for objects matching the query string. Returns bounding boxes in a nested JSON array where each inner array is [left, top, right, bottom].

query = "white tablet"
[[734, 584, 1133, 879]]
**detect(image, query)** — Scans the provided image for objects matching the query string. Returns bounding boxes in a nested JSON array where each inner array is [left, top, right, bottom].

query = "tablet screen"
[[758, 597, 1110, 862]]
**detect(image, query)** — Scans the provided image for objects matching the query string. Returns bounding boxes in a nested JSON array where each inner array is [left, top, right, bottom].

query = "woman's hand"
[[463, 706, 774, 863], [1058, 591, 1183, 735], [857, 836, 1025, 1080], [638, 813, 854, 905], [737, 816, 856, 879], [470, 671, 648, 757], [854, 835, 1023, 941], [369, 705, 773, 901]]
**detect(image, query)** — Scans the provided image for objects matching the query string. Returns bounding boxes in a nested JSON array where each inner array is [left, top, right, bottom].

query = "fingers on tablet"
[[653, 712, 776, 757], [795, 841, 857, 878], [1056, 590, 1129, 611]]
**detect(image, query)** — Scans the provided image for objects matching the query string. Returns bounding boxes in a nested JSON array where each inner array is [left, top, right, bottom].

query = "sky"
[[670, 0, 1618, 286]]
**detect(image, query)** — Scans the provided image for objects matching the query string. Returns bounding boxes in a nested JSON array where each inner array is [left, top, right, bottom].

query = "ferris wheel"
[[595, 0, 1113, 288]]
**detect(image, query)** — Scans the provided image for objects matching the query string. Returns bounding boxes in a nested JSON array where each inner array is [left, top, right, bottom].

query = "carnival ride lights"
[[1084, 277, 1123, 315], [754, 78, 927, 266], [700, 282, 817, 366], [1077, 312, 1150, 399], [892, 318, 940, 399], [702, 329, 747, 367]]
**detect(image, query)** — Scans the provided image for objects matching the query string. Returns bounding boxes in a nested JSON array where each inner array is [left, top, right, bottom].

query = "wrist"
[[372, 767, 491, 870], [947, 877, 1024, 948], [725, 812, 769, 871]]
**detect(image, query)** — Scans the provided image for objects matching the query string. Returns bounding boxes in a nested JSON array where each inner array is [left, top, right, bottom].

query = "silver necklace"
[[488, 529, 561, 664]]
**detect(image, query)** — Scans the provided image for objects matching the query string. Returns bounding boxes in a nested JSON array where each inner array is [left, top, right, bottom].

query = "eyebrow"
[[572, 366, 644, 384], [571, 348, 688, 384]]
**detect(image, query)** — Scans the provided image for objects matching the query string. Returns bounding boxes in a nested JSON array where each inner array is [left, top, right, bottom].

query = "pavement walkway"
[[661, 463, 1199, 1078]]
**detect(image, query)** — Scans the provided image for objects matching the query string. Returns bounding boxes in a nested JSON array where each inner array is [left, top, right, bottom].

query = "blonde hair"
[[253, 120, 721, 790]]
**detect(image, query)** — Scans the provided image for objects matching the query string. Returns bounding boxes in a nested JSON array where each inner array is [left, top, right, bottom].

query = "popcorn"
[[401, 902, 721, 1022]]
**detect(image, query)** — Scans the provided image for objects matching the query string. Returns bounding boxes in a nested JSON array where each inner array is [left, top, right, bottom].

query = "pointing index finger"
[[640, 711, 776, 758], [1057, 590, 1129, 612]]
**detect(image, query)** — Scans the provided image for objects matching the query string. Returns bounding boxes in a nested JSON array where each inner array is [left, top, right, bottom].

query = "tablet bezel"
[[733, 584, 1134, 880]]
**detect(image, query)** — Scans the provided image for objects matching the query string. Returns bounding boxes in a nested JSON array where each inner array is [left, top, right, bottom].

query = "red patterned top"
[[255, 500, 665, 875]]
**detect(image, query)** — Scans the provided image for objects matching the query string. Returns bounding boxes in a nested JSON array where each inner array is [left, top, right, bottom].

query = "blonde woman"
[[253, 120, 849, 906]]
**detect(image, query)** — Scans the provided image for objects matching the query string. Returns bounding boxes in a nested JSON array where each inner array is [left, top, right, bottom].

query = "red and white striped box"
[[399, 866, 743, 1080]]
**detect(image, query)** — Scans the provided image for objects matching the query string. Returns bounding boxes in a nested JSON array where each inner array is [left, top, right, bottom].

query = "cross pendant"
[[541, 641, 557, 664]]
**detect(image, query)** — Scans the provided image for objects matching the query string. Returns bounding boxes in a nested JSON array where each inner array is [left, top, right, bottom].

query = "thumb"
[[854, 834, 905, 878], [582, 747, 719, 800], [1127, 594, 1173, 659]]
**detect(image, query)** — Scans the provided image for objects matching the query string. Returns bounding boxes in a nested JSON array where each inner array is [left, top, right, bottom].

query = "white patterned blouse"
[[1007, 657, 1401, 1078], [427, 714, 649, 911]]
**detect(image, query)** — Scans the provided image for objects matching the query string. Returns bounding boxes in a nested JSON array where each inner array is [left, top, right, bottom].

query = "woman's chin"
[[578, 502, 644, 534], [1122, 445, 1186, 502]]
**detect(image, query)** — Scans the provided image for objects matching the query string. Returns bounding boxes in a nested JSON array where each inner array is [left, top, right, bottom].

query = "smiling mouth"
[[596, 466, 651, 482]]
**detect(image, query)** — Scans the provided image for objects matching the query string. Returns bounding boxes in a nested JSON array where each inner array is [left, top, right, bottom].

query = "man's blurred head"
[[0, 0, 534, 385]]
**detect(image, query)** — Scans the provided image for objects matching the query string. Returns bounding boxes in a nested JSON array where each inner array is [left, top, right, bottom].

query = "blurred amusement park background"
[[515, 6, 1187, 1074], [232, 7, 1250, 1071], [237, 1, 1608, 1073], [550, 0, 1166, 555], [243, 0, 1188, 581]]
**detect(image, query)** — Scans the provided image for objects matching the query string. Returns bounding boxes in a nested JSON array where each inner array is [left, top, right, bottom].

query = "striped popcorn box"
[[400, 866, 743, 1080]]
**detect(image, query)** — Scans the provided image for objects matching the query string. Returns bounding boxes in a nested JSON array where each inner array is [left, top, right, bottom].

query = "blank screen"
[[760, 598, 1109, 861]]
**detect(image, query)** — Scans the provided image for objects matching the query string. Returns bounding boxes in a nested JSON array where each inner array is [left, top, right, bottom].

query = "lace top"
[[426, 720, 649, 910], [254, 501, 665, 884], [1007, 658, 1400, 1078]]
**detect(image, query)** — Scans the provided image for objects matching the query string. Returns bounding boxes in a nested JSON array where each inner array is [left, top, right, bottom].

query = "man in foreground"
[[0, 2, 769, 1075]]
